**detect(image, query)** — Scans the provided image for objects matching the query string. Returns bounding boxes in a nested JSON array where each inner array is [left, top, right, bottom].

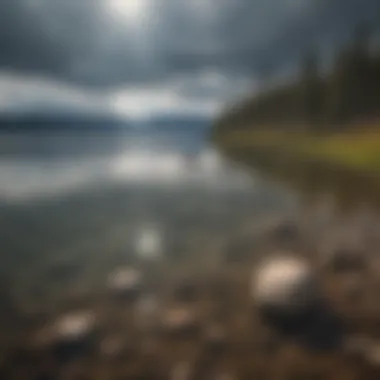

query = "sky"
[[0, 0, 379, 119]]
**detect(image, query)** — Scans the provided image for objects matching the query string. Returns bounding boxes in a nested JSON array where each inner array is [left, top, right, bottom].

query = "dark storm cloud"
[[0, 0, 138, 87], [0, 0, 379, 88], [161, 0, 380, 78]]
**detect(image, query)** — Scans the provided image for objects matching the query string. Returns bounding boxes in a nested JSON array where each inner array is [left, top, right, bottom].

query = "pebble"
[[160, 306, 200, 336], [252, 255, 319, 315], [34, 310, 98, 361], [108, 267, 143, 300]]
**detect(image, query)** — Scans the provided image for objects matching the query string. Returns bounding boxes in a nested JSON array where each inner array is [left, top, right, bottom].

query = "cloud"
[[109, 87, 221, 119], [108, 69, 253, 118], [0, 0, 379, 103], [0, 68, 252, 119], [0, 72, 107, 115]]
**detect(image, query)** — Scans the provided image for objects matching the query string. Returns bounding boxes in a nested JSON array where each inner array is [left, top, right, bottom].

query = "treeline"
[[0, 113, 129, 131], [217, 27, 380, 133]]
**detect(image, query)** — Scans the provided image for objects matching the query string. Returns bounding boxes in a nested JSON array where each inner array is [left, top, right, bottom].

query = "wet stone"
[[107, 267, 143, 301], [252, 255, 320, 317], [34, 311, 98, 363], [160, 306, 201, 338]]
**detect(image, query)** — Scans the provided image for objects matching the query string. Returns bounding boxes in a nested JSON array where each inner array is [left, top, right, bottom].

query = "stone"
[[252, 255, 319, 316], [108, 267, 143, 301], [160, 306, 200, 337], [35, 311, 98, 362]]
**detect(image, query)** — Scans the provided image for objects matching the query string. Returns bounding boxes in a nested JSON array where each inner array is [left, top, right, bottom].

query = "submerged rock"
[[35, 311, 98, 362], [107, 267, 143, 301]]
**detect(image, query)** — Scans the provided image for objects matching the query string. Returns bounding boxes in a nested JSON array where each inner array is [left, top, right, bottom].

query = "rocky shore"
[[1, 183, 380, 380]]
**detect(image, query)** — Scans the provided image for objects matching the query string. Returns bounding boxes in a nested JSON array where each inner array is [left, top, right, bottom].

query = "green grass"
[[215, 127, 380, 173]]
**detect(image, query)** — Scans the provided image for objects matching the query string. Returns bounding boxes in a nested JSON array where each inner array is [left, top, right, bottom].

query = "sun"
[[107, 0, 148, 22]]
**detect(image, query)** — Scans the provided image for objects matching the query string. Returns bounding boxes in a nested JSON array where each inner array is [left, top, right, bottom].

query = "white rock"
[[36, 311, 97, 348], [108, 267, 142, 294], [252, 255, 319, 314], [54, 312, 96, 341]]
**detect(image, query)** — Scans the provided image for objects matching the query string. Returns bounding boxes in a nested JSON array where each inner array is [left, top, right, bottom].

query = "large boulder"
[[251, 255, 322, 334], [252, 255, 319, 316], [251, 255, 344, 350]]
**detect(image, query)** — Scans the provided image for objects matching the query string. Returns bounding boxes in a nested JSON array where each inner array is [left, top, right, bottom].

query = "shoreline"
[[213, 127, 380, 209]]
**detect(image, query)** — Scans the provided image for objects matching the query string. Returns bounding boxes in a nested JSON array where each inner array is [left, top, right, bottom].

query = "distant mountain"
[[142, 114, 211, 132], [0, 109, 131, 131]]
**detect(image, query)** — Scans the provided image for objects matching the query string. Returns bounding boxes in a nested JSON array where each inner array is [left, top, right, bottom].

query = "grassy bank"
[[213, 125, 380, 208], [215, 127, 380, 174]]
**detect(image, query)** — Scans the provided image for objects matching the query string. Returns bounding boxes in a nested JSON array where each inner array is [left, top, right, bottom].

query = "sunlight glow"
[[110, 151, 186, 181], [135, 225, 163, 260], [107, 0, 149, 24], [109, 87, 221, 119]]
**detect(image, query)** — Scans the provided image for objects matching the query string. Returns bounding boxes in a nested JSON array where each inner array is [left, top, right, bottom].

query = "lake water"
[[0, 129, 295, 202], [0, 126, 301, 298], [2, 127, 379, 379], [0, 126, 306, 378]]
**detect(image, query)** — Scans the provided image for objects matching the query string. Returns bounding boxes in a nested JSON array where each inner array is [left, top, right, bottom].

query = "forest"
[[216, 27, 380, 134]]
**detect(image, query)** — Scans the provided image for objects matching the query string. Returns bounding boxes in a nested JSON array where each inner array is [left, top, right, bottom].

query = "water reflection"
[[1, 130, 331, 380], [0, 131, 256, 201], [135, 225, 163, 261]]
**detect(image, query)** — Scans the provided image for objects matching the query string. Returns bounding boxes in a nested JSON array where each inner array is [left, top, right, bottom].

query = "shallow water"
[[4, 128, 377, 379], [0, 130, 271, 201]]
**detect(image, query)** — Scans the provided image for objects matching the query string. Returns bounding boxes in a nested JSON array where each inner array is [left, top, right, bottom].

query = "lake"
[[0, 129, 298, 202], [2, 126, 374, 380]]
